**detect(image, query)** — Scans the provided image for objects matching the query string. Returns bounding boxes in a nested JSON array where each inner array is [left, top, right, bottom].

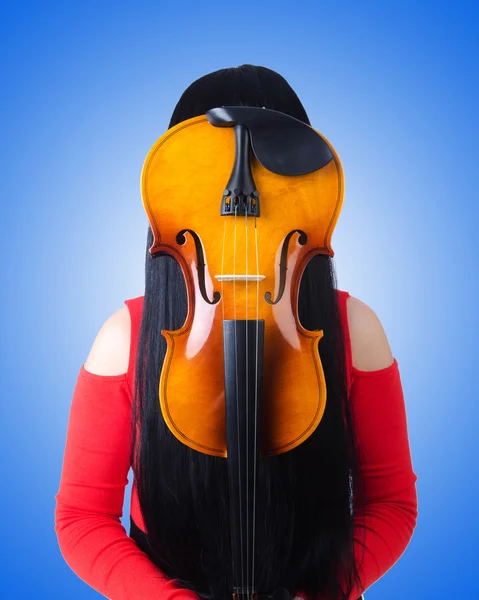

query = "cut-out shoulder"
[[82, 294, 395, 378], [83, 305, 131, 376], [346, 295, 395, 372]]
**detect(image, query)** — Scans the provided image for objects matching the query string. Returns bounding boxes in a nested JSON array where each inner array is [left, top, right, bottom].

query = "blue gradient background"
[[1, 1, 477, 598]]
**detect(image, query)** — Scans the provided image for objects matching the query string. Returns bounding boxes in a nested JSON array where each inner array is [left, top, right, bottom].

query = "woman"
[[54, 64, 418, 600]]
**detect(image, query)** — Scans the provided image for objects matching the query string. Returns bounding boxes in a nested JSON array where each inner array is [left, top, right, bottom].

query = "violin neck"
[[223, 319, 265, 594]]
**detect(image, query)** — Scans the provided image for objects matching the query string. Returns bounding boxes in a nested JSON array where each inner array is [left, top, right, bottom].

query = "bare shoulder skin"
[[83, 305, 131, 376], [346, 295, 394, 371], [82, 296, 394, 376]]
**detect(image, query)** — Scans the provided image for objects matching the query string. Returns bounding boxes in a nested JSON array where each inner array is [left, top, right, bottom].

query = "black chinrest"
[[206, 105, 333, 176]]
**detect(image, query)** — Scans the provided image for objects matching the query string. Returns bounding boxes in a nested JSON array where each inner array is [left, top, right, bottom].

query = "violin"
[[140, 106, 344, 600]]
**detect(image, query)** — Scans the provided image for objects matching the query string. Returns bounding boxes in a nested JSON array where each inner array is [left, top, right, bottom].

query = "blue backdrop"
[[1, 1, 476, 598]]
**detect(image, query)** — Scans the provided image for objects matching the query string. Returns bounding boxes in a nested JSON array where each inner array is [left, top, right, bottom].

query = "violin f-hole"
[[264, 229, 307, 305], [176, 229, 221, 305]]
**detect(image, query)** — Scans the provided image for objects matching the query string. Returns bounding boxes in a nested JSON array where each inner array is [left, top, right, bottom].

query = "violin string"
[[221, 217, 226, 323], [245, 207, 249, 596], [253, 212, 259, 596], [223, 213, 237, 593], [233, 203, 244, 594]]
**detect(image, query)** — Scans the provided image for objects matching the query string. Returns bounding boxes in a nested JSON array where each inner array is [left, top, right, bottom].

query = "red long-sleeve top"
[[54, 290, 418, 600]]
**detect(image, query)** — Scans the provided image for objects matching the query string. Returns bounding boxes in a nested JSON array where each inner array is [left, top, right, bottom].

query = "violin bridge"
[[215, 274, 265, 282]]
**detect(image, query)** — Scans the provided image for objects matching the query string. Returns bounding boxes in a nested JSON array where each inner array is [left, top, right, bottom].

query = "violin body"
[[141, 110, 344, 458]]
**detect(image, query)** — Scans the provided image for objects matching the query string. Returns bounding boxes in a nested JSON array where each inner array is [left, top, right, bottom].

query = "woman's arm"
[[296, 296, 418, 600], [54, 308, 199, 600]]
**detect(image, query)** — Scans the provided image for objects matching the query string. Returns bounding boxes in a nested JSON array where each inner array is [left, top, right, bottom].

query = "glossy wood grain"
[[141, 114, 344, 457]]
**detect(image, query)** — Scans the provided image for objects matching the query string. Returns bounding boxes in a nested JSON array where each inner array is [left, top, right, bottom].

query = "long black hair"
[[130, 64, 366, 600]]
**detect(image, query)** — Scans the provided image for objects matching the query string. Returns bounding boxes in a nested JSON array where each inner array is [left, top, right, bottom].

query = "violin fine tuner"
[[221, 187, 260, 216]]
